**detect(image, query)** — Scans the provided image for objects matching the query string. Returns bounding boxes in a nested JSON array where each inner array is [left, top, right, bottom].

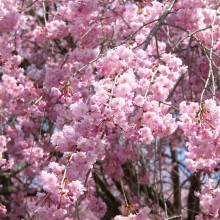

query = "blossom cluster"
[[179, 99, 220, 172]]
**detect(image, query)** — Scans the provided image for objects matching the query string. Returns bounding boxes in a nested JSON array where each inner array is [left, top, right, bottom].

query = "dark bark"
[[187, 172, 201, 220], [171, 148, 181, 214], [93, 173, 121, 220]]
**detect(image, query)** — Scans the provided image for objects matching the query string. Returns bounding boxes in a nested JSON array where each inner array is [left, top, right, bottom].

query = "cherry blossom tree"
[[0, 0, 220, 219]]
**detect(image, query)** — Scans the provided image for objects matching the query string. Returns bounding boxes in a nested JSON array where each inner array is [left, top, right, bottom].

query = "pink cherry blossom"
[[1, 0, 220, 219]]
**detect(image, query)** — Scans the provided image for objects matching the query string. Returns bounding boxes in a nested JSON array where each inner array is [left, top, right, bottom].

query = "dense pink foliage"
[[0, 0, 220, 219]]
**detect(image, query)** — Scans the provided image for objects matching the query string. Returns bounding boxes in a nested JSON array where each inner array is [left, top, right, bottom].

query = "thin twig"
[[42, 0, 47, 25], [172, 25, 212, 51], [199, 8, 219, 115]]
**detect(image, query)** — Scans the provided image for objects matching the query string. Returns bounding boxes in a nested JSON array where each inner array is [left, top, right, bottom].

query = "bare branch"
[[143, 0, 177, 50]]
